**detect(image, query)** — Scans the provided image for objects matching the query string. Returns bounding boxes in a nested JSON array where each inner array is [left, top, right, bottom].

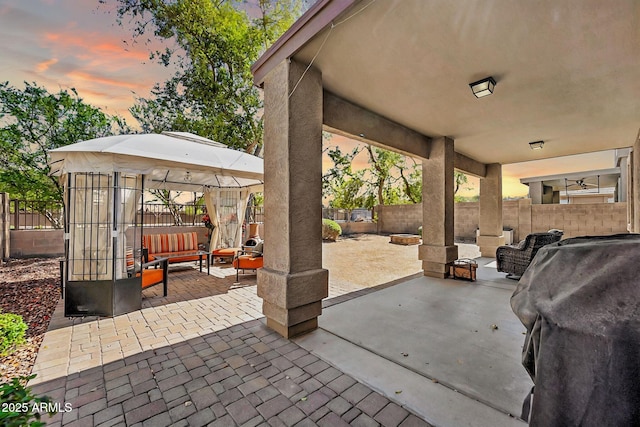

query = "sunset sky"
[[0, 0, 615, 198]]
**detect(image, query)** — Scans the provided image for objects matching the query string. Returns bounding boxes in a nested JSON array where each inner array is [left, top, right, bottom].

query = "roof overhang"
[[252, 0, 640, 166], [520, 167, 620, 191]]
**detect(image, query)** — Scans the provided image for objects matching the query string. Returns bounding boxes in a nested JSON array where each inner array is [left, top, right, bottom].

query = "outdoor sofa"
[[142, 232, 204, 264]]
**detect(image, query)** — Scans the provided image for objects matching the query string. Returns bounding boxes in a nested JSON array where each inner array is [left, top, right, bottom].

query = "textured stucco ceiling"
[[290, 0, 640, 165]]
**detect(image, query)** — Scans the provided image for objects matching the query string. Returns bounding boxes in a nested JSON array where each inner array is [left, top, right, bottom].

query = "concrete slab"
[[300, 271, 532, 422], [295, 329, 526, 427]]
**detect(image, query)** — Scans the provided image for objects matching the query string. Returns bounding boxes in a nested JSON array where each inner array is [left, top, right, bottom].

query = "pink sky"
[[1, 0, 615, 198], [0, 0, 174, 122]]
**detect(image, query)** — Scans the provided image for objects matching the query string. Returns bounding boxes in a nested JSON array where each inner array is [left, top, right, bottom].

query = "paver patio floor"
[[29, 236, 452, 426]]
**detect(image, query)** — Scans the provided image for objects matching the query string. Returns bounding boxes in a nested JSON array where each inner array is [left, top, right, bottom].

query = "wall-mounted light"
[[469, 76, 496, 98], [529, 141, 544, 150], [184, 171, 192, 183]]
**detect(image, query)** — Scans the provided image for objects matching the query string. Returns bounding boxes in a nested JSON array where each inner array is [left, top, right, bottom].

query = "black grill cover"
[[511, 234, 640, 427]]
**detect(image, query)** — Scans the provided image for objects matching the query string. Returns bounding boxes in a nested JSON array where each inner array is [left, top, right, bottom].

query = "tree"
[[0, 82, 127, 227], [106, 0, 301, 153], [322, 145, 366, 220], [454, 171, 471, 202], [323, 139, 471, 209]]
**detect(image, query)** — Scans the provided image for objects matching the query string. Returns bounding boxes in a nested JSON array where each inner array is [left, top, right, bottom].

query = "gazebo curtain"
[[204, 188, 252, 250], [68, 173, 112, 281], [67, 173, 142, 281]]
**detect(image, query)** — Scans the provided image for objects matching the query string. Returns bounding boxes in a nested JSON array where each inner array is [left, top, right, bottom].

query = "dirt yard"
[[323, 233, 480, 290]]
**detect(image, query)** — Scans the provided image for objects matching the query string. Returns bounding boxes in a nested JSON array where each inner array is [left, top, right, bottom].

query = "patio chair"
[[127, 248, 169, 296], [496, 231, 563, 279], [232, 241, 263, 281]]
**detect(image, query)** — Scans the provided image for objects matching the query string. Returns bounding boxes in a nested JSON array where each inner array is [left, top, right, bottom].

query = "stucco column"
[[257, 60, 328, 338], [517, 198, 532, 241], [633, 138, 640, 232], [477, 163, 505, 257], [418, 137, 457, 278], [627, 150, 634, 231], [528, 181, 543, 204]]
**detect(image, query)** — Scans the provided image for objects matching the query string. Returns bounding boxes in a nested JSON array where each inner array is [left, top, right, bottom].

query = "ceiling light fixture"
[[529, 141, 544, 150], [469, 76, 496, 98]]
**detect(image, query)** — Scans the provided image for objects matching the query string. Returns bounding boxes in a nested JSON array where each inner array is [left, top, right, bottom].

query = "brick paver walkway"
[[29, 265, 432, 426]]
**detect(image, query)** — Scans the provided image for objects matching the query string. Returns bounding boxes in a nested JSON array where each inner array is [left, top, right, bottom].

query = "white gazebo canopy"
[[50, 131, 264, 250]]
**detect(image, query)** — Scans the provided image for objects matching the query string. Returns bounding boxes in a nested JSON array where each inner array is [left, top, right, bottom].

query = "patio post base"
[[477, 235, 506, 258], [266, 317, 318, 339], [419, 244, 458, 278], [258, 267, 328, 339]]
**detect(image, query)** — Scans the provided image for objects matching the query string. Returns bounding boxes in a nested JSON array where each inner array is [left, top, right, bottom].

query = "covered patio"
[[251, 0, 640, 338], [298, 260, 529, 426], [246, 1, 640, 424]]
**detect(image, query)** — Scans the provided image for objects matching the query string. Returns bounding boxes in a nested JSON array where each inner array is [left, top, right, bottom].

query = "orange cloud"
[[66, 70, 140, 90], [43, 32, 149, 62], [36, 58, 57, 72]]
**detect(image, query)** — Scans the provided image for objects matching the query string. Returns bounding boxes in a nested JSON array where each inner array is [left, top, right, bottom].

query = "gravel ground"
[[0, 258, 61, 384]]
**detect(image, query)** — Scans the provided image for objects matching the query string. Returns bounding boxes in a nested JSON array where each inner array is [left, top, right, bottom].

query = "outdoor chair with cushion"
[[211, 247, 240, 264], [496, 231, 563, 279], [126, 248, 169, 295], [232, 241, 263, 281]]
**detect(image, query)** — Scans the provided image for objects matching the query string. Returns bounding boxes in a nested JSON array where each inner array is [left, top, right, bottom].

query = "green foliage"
[[322, 218, 342, 241], [454, 172, 471, 202], [251, 192, 264, 207], [0, 81, 127, 209], [323, 140, 471, 209], [0, 312, 27, 357], [0, 375, 56, 427], [147, 190, 185, 226], [418, 225, 422, 237], [108, 0, 301, 152], [323, 145, 366, 216]]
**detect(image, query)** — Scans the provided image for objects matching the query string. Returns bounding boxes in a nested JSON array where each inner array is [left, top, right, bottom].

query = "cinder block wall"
[[531, 203, 628, 238], [10, 230, 64, 258], [338, 221, 377, 235], [377, 201, 629, 241], [9, 226, 210, 259], [454, 202, 479, 240], [376, 204, 422, 234]]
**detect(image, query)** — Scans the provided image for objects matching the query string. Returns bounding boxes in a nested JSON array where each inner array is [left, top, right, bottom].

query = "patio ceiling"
[[253, 0, 640, 166]]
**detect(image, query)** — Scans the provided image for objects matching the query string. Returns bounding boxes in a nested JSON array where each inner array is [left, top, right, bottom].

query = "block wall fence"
[[375, 200, 629, 241], [3, 200, 629, 259]]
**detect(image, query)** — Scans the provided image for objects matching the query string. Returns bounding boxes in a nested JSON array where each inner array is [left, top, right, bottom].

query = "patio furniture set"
[[137, 231, 264, 295]]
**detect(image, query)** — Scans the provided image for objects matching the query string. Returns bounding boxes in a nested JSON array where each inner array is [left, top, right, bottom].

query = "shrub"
[[0, 374, 56, 427], [0, 312, 27, 357], [322, 219, 342, 241]]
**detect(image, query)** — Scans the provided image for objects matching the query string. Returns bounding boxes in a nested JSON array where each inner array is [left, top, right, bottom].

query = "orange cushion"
[[212, 248, 240, 258], [148, 250, 204, 264], [140, 269, 164, 289], [233, 255, 264, 270], [143, 232, 198, 254]]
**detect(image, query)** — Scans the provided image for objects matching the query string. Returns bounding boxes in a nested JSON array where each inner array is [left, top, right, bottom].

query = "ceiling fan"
[[564, 176, 600, 192]]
